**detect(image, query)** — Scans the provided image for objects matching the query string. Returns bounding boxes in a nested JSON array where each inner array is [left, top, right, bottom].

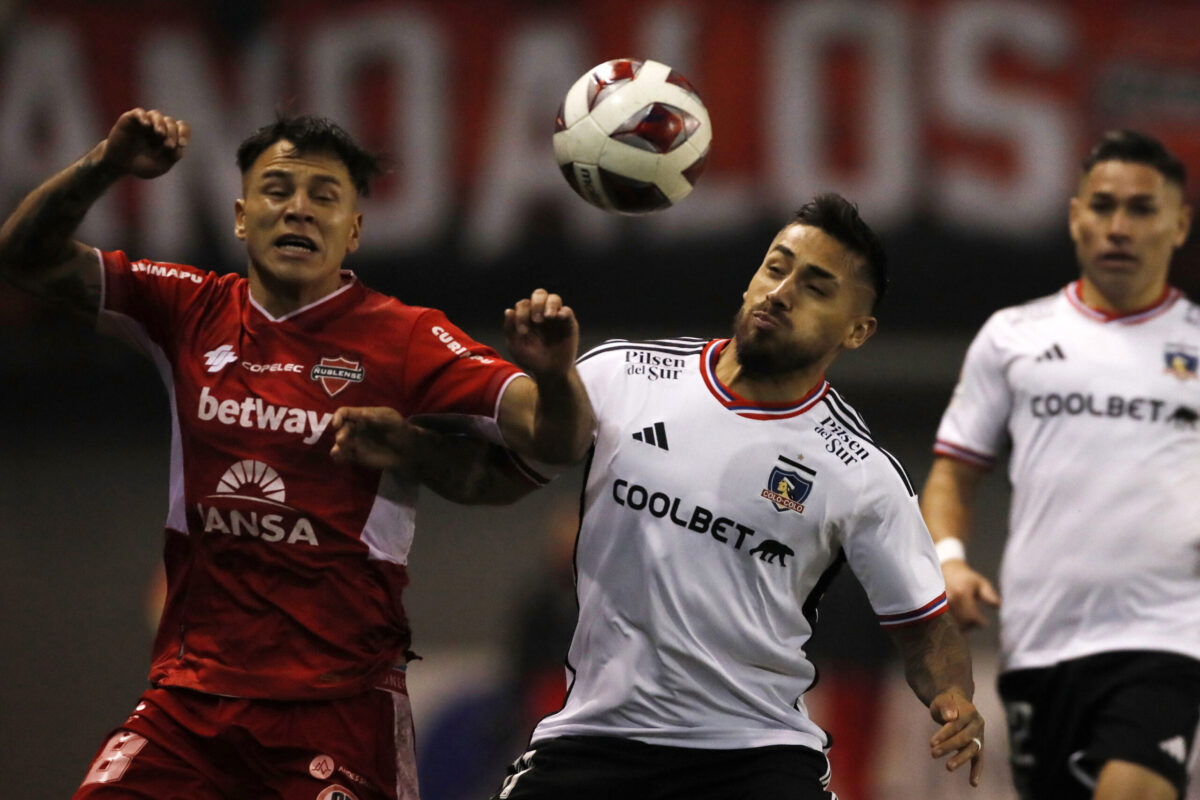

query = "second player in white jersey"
[[935, 282, 1200, 672], [534, 337, 948, 750]]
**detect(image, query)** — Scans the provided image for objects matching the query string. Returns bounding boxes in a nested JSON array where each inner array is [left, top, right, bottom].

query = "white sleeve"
[[842, 471, 948, 628], [933, 315, 1013, 469]]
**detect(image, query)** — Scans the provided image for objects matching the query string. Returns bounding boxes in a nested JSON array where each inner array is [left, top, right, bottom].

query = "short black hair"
[[236, 115, 384, 197], [1081, 130, 1186, 190], [790, 192, 887, 312]]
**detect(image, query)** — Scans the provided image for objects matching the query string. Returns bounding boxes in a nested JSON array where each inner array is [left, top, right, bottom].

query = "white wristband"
[[935, 537, 967, 564]]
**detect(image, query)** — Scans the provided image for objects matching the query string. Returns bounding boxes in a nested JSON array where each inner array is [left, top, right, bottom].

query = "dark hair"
[[236, 115, 384, 197], [790, 192, 888, 312], [1081, 130, 1186, 190]]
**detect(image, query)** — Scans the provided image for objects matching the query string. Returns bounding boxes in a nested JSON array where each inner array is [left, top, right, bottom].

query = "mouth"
[[749, 309, 788, 331], [273, 234, 318, 255], [1096, 250, 1137, 265]]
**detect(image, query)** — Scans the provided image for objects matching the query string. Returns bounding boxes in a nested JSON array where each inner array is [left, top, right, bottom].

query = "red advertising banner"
[[3, 0, 1199, 327]]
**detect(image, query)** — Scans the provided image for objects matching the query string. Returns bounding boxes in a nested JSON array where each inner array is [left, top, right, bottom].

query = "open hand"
[[100, 108, 189, 179]]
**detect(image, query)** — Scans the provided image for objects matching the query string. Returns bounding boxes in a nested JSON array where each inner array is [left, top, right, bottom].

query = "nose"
[[765, 275, 794, 308], [1106, 208, 1131, 240], [284, 192, 314, 223]]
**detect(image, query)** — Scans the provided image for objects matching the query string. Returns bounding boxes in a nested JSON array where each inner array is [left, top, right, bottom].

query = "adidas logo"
[[1035, 344, 1066, 362], [1159, 735, 1187, 764], [632, 421, 669, 451]]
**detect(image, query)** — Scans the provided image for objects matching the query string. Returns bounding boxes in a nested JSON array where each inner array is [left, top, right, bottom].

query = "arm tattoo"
[[893, 613, 975, 706], [0, 144, 119, 285]]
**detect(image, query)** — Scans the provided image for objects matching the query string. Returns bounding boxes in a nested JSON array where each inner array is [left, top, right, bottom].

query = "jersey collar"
[[700, 339, 830, 420], [248, 271, 364, 326], [1064, 280, 1179, 325]]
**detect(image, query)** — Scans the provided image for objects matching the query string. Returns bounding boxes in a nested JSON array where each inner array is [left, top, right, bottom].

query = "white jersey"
[[935, 281, 1200, 671], [533, 338, 947, 751]]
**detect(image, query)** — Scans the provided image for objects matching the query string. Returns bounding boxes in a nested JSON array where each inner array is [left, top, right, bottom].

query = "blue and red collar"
[[700, 339, 829, 420]]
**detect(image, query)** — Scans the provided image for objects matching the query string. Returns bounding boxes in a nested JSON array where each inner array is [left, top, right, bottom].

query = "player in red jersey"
[[0, 108, 593, 800]]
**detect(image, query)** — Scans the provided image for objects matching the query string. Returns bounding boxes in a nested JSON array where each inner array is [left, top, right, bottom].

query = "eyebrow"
[[1088, 190, 1157, 202], [259, 169, 345, 187], [769, 244, 841, 282], [801, 263, 839, 282]]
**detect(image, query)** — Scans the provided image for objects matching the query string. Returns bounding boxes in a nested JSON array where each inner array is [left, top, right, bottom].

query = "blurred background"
[[2, 0, 1199, 798]]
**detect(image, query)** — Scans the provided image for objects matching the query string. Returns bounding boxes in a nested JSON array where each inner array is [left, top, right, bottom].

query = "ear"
[[842, 315, 878, 351], [1067, 195, 1083, 244], [234, 199, 247, 241], [1174, 202, 1192, 249], [345, 212, 363, 255]]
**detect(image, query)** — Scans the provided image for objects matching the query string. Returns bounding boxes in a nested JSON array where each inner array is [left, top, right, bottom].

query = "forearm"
[[892, 614, 975, 707], [527, 368, 595, 465], [398, 425, 536, 505], [0, 141, 120, 284], [919, 457, 983, 545]]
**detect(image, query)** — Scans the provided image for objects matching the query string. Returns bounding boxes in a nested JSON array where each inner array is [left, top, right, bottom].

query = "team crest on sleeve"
[[310, 356, 365, 396], [1163, 344, 1198, 380], [761, 456, 815, 513]]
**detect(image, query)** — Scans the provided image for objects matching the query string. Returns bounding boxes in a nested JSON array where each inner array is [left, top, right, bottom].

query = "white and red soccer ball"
[[554, 58, 712, 214]]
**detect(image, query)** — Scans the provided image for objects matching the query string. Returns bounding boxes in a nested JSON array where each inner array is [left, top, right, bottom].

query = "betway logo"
[[197, 386, 332, 445]]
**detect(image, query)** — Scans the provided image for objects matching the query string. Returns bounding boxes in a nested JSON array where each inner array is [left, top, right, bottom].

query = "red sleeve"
[[401, 308, 523, 422], [97, 249, 224, 354]]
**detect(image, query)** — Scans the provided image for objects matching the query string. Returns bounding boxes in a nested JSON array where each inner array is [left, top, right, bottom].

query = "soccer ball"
[[554, 58, 711, 214]]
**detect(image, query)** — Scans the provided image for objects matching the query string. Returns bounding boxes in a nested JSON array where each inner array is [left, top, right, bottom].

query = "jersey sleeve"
[[401, 308, 524, 446], [96, 249, 222, 359], [932, 315, 1013, 469], [842, 474, 948, 629]]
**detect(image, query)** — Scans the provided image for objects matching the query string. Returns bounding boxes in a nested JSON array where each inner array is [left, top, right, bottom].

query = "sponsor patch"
[[761, 456, 815, 513], [1164, 343, 1198, 380], [204, 344, 238, 373], [311, 356, 365, 397], [316, 786, 359, 800], [196, 458, 319, 546], [309, 755, 336, 780]]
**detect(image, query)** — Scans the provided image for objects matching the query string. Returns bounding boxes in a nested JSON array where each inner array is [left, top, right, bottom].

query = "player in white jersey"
[[336, 194, 987, 799], [922, 130, 1200, 800]]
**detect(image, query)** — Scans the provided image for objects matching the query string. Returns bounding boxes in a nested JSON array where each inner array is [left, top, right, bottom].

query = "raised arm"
[[0, 108, 189, 313], [498, 289, 595, 466], [920, 456, 1000, 629], [889, 613, 985, 787]]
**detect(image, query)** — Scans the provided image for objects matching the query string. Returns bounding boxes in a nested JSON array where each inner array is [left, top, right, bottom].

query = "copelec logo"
[[204, 344, 238, 373]]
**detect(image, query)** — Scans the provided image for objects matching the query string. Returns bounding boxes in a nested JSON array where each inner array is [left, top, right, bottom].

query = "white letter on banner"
[[307, 10, 449, 254], [635, 3, 757, 243], [464, 22, 617, 261], [0, 22, 118, 243], [932, 0, 1074, 233], [767, 2, 916, 228], [140, 30, 283, 264]]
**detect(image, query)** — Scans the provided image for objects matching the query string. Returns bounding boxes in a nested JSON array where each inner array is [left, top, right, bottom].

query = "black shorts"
[[489, 735, 835, 800], [998, 650, 1200, 800]]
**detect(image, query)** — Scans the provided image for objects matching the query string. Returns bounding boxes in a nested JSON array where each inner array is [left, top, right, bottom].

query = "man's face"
[[732, 223, 877, 376], [235, 139, 362, 295], [1068, 160, 1191, 301]]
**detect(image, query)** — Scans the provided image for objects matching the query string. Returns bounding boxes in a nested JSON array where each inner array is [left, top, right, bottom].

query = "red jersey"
[[97, 249, 526, 700]]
